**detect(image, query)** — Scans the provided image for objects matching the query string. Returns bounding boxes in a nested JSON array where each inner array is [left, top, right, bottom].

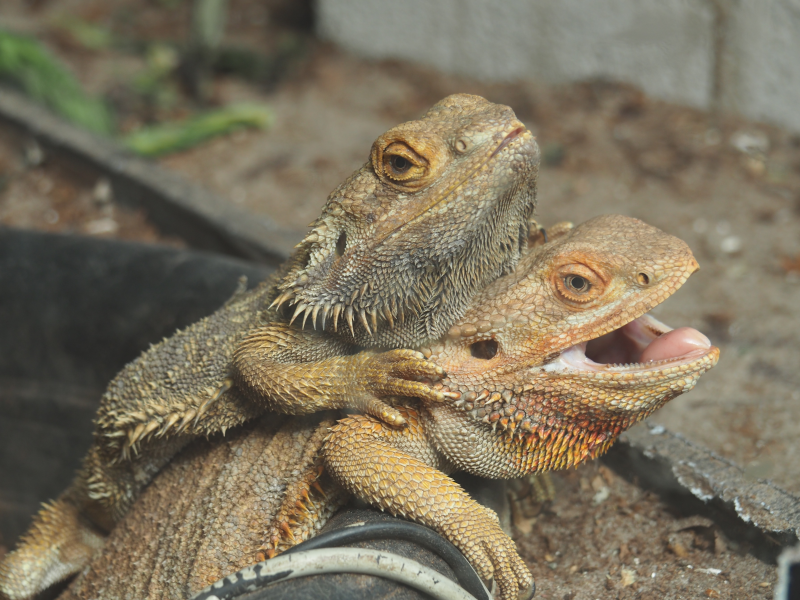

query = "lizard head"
[[274, 94, 540, 345], [426, 214, 719, 476]]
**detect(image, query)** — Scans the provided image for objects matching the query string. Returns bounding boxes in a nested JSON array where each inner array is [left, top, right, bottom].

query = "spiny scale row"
[[506, 434, 618, 473], [107, 380, 232, 461], [269, 288, 415, 336]]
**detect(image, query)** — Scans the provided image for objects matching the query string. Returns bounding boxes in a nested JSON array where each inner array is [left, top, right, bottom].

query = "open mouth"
[[557, 314, 714, 373]]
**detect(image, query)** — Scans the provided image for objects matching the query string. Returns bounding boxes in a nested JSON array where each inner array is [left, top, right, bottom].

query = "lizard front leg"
[[322, 407, 533, 600], [0, 494, 104, 600], [233, 322, 446, 426]]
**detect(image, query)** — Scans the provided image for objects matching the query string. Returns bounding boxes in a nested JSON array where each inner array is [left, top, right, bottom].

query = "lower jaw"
[[507, 401, 678, 474]]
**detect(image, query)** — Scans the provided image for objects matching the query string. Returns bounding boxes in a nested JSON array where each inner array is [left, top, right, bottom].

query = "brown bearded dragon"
[[48, 215, 717, 600], [0, 94, 540, 600]]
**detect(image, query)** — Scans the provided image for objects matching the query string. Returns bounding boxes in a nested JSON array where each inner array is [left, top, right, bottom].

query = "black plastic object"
[[225, 510, 491, 600], [200, 510, 492, 600], [776, 544, 800, 600], [282, 517, 490, 600], [0, 227, 273, 545]]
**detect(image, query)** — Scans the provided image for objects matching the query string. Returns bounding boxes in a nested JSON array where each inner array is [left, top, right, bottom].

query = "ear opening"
[[335, 231, 347, 258], [470, 339, 498, 360]]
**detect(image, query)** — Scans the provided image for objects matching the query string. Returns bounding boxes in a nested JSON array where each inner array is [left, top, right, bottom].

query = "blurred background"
[[0, 1, 798, 597]]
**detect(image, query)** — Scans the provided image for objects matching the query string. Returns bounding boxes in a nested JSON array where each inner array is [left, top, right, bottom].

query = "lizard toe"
[[372, 377, 444, 403], [391, 359, 446, 381], [483, 534, 531, 600]]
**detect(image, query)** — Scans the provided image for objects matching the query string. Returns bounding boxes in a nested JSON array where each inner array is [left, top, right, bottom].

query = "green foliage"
[[122, 103, 272, 157], [133, 43, 181, 112], [0, 30, 275, 157], [52, 15, 113, 51], [0, 29, 114, 134]]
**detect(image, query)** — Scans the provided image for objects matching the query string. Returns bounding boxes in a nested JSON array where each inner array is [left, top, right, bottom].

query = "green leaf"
[[0, 29, 114, 134], [122, 103, 272, 157]]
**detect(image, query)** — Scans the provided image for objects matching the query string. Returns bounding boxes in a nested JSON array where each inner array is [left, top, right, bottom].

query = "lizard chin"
[[555, 314, 717, 374]]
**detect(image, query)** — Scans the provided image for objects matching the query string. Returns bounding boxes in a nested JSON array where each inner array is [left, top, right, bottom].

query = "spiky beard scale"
[[273, 180, 535, 348]]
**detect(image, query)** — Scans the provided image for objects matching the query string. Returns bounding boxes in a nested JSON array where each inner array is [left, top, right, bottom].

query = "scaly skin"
[[0, 94, 540, 600], [59, 415, 345, 600], [322, 215, 719, 599], [49, 216, 717, 600]]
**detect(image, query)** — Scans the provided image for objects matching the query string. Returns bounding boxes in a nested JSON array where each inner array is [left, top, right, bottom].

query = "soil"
[[1, 1, 798, 598], [0, 125, 183, 245], [514, 464, 777, 600]]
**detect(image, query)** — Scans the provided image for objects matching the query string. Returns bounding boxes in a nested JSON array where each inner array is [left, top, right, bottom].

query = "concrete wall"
[[318, 0, 800, 133], [720, 1, 800, 132]]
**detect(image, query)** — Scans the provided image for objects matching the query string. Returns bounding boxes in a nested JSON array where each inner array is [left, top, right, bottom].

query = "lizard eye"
[[564, 275, 589, 293], [380, 141, 428, 185], [554, 264, 604, 306], [389, 155, 411, 173]]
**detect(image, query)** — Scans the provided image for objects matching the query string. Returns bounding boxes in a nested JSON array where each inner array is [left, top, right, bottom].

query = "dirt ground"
[[1, 1, 798, 598], [513, 463, 776, 599], [0, 126, 183, 245]]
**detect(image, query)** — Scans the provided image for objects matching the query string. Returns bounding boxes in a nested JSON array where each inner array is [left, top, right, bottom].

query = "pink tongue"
[[640, 327, 711, 363]]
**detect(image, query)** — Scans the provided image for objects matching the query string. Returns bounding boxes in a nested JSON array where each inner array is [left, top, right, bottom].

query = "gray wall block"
[[319, 0, 715, 108], [319, 0, 800, 133], [721, 0, 800, 133]]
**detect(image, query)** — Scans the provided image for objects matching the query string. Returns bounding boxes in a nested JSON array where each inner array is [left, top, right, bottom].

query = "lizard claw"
[[364, 348, 447, 407], [377, 349, 446, 379], [442, 506, 533, 600], [354, 397, 408, 427]]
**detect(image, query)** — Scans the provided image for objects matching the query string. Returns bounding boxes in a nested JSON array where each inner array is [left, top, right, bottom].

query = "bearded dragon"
[[47, 216, 718, 600], [0, 94, 540, 600]]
